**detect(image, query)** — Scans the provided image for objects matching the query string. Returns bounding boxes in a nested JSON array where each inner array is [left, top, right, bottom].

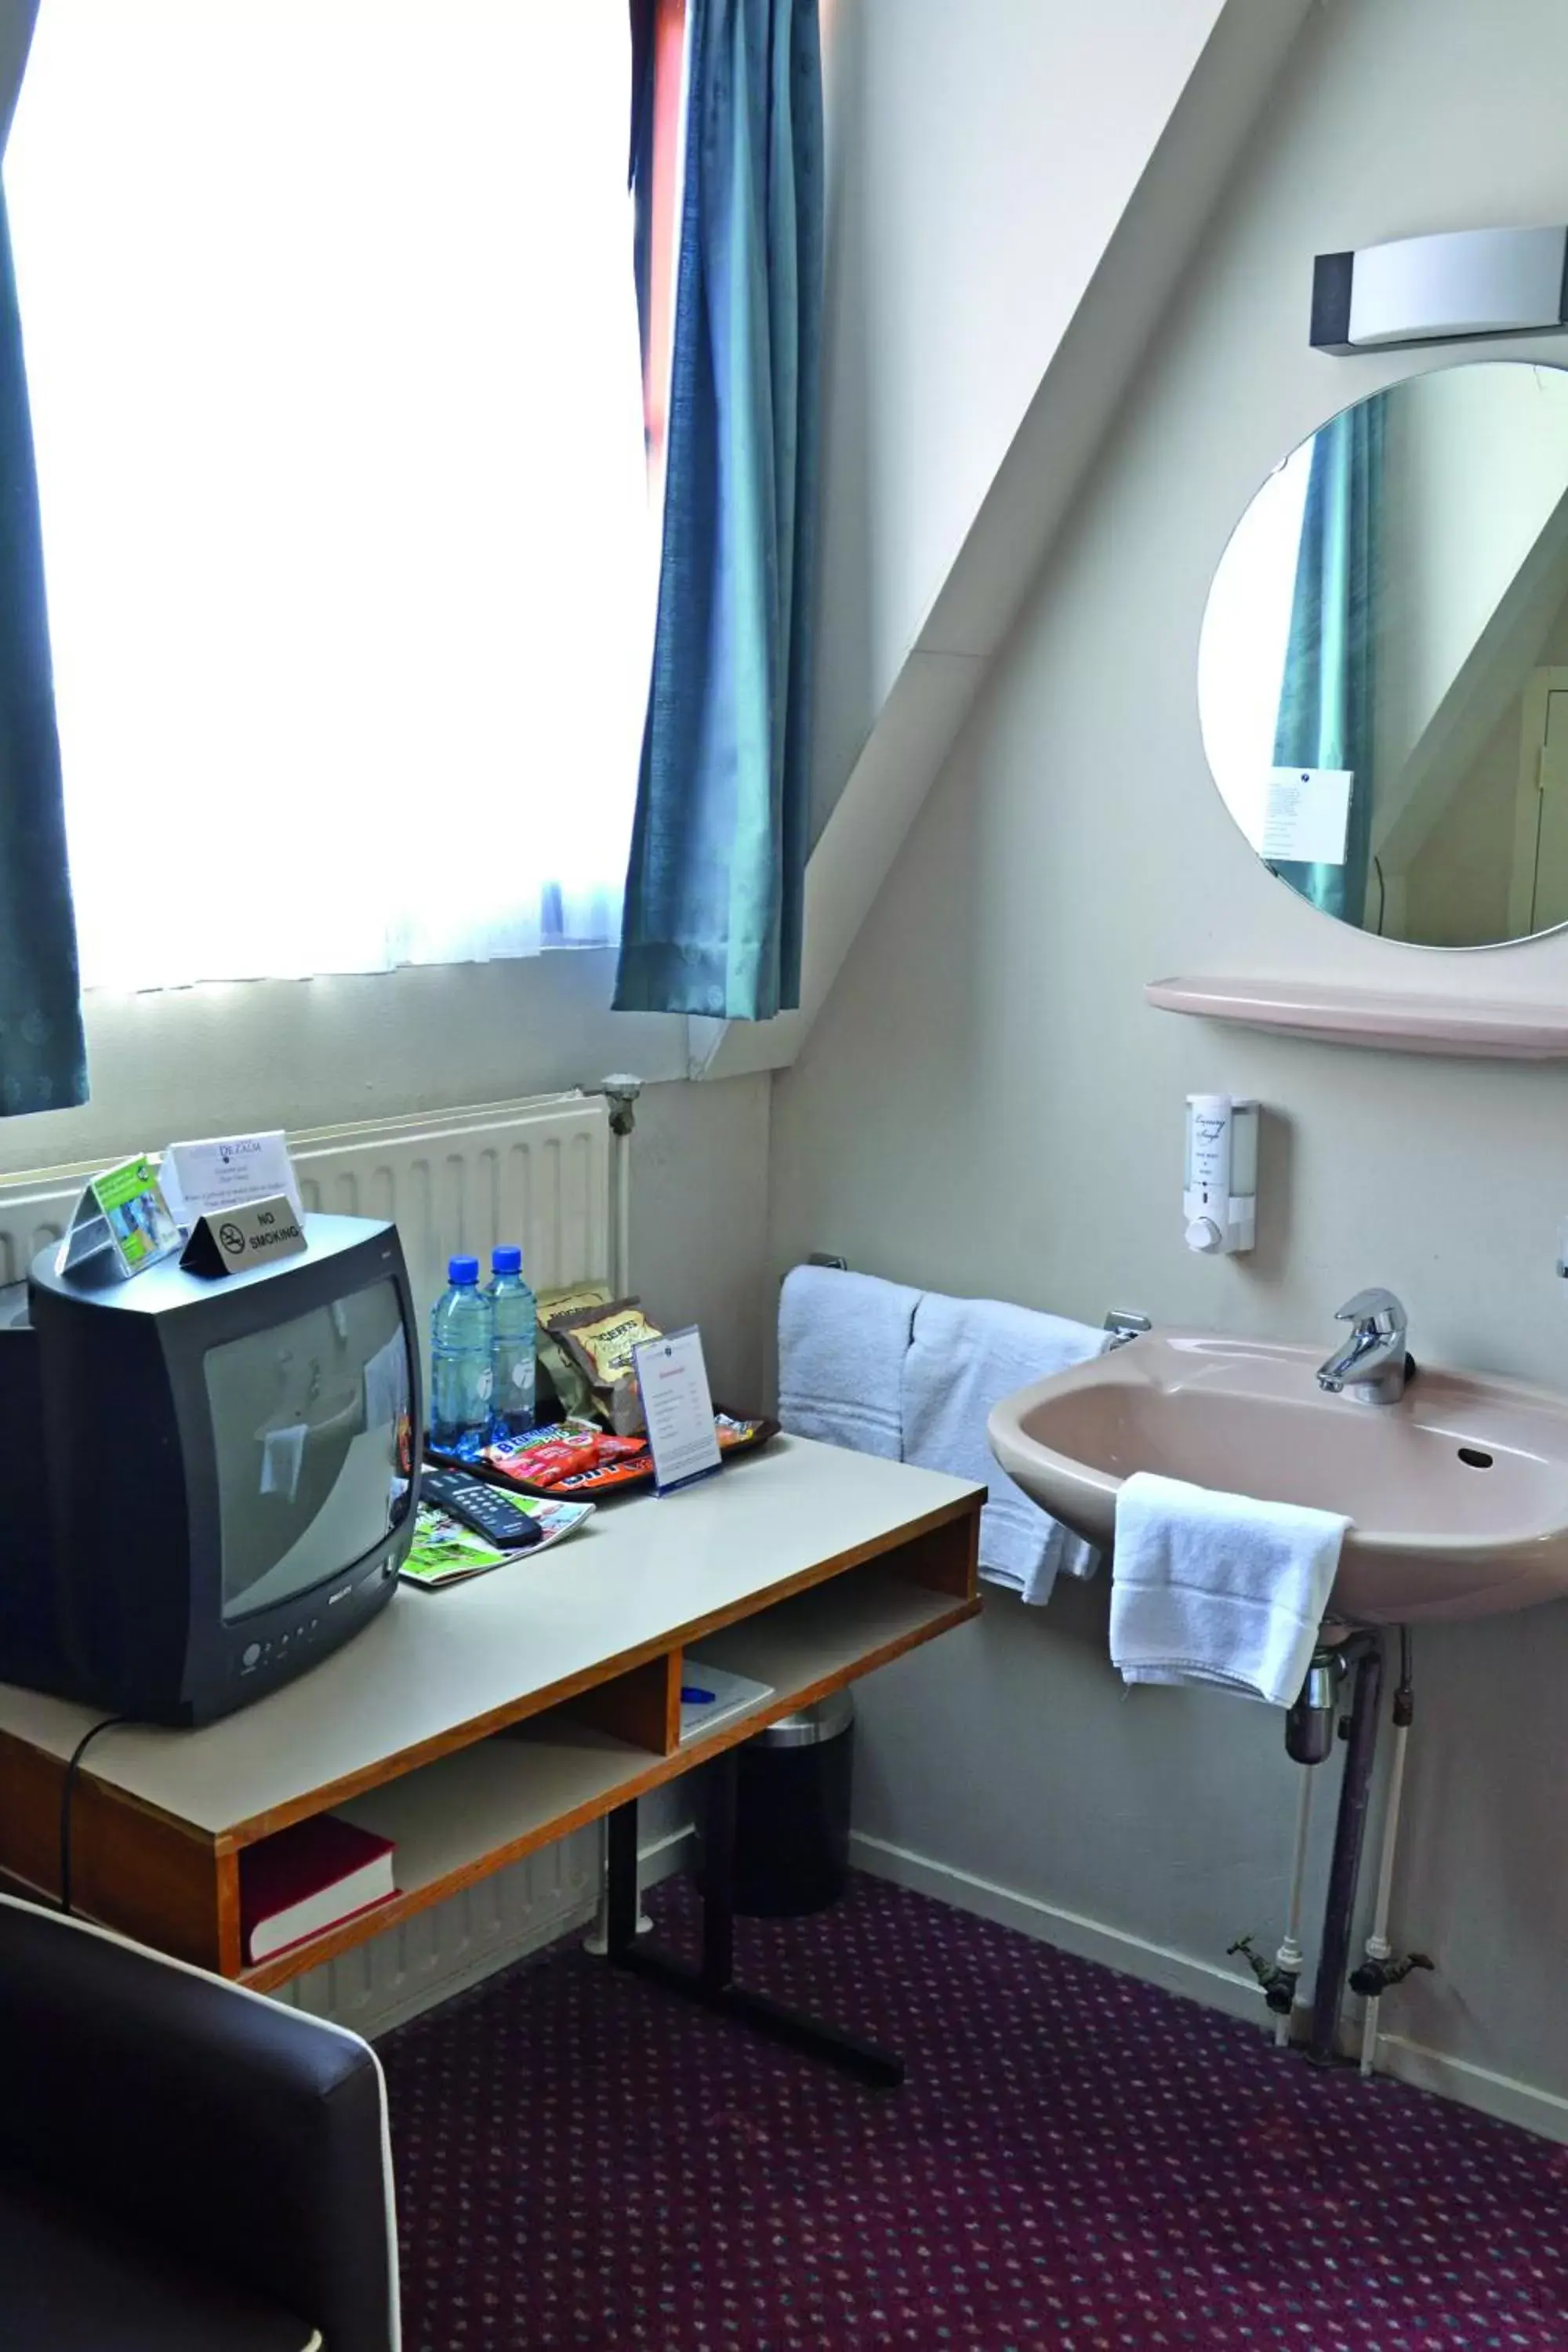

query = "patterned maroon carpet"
[[382, 1873, 1568, 2350]]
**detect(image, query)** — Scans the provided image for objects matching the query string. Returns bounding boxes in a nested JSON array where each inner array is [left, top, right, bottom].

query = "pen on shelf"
[[681, 1686, 716, 1704]]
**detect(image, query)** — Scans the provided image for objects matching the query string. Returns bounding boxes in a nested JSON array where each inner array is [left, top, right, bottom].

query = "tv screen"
[[205, 1277, 412, 1626]]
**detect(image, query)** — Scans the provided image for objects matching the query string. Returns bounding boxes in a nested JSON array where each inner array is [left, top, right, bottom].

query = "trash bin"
[[726, 1688, 855, 1918]]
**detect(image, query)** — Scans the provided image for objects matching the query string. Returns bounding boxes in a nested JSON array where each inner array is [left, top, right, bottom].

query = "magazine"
[[400, 1492, 594, 1588]]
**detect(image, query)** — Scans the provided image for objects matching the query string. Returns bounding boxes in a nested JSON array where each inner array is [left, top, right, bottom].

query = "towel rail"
[[797, 1263, 1151, 1354]]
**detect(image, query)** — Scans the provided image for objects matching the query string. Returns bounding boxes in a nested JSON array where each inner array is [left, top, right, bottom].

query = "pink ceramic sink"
[[986, 1330, 1568, 1624]]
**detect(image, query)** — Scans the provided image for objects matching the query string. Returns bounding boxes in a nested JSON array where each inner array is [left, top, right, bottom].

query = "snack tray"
[[426, 1412, 779, 1499]]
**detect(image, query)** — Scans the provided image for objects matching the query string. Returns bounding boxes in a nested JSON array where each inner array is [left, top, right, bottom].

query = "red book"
[[241, 1814, 397, 1964]]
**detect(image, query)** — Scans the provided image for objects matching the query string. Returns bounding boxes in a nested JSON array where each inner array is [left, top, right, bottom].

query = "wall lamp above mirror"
[[1197, 359, 1568, 954], [1312, 227, 1568, 355]]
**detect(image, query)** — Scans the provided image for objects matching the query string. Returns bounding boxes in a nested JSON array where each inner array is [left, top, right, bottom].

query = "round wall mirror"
[[1198, 360, 1568, 948]]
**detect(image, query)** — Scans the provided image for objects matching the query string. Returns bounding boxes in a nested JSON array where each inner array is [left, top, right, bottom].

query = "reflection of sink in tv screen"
[[229, 1428, 397, 1621]]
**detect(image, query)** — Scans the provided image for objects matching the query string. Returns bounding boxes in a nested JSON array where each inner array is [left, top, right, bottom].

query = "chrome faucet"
[[1316, 1288, 1410, 1406]]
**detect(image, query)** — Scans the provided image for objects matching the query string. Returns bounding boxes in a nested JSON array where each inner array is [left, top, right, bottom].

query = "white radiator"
[[0, 1089, 630, 2032], [282, 1809, 697, 2039], [0, 1090, 612, 1323], [289, 1094, 610, 1383], [285, 1829, 601, 2040]]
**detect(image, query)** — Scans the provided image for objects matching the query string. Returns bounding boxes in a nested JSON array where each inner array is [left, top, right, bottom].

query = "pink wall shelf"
[[1145, 976, 1568, 1060]]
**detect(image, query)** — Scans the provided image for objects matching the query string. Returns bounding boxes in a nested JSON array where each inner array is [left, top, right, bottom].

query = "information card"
[[1261, 766, 1354, 866], [161, 1131, 303, 1230], [632, 1325, 723, 1495]]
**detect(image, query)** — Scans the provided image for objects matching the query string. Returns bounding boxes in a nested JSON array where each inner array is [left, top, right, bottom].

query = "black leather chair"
[[0, 1891, 400, 2350]]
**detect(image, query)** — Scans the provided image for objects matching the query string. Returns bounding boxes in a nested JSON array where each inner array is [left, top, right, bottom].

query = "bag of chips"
[[535, 1283, 613, 1421], [556, 1297, 662, 1435]]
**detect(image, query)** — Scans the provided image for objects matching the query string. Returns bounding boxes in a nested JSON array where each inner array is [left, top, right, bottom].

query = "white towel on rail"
[[1109, 1469, 1347, 1706], [777, 1264, 921, 1461], [901, 1289, 1110, 1603]]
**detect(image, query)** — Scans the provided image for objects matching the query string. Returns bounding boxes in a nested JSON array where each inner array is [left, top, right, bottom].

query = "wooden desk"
[[0, 1439, 982, 2012]]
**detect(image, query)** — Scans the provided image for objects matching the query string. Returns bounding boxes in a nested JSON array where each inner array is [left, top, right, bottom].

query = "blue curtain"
[[615, 0, 823, 1022], [0, 167, 85, 1114], [1271, 394, 1385, 924]]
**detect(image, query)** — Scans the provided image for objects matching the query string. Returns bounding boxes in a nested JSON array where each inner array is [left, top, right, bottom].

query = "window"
[[639, 0, 687, 503], [6, 2, 654, 991]]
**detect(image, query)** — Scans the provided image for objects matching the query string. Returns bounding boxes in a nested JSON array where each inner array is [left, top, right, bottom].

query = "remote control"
[[419, 1470, 543, 1548]]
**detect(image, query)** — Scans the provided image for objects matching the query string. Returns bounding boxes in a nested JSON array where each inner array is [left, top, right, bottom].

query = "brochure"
[[677, 1658, 775, 1744], [56, 1152, 182, 1280], [400, 1492, 594, 1588]]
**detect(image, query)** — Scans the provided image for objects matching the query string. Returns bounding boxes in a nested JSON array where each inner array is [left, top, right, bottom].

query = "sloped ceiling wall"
[[694, 0, 1316, 1079], [811, 0, 1227, 844]]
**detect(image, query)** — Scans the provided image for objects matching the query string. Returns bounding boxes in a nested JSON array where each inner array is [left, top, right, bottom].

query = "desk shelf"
[[243, 1726, 652, 1991], [692, 1566, 969, 1708], [241, 1563, 973, 1989]]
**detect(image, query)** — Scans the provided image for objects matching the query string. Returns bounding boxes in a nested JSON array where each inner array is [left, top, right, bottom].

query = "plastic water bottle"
[[429, 1256, 493, 1458], [485, 1244, 537, 1443]]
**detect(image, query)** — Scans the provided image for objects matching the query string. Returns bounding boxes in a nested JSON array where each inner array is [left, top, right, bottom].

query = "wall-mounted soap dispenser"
[[1184, 1094, 1258, 1254]]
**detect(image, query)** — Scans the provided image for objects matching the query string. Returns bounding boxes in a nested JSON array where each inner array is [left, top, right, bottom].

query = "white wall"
[[0, 953, 689, 1180], [771, 0, 1568, 2135], [627, 1069, 772, 1410], [811, 0, 1229, 838]]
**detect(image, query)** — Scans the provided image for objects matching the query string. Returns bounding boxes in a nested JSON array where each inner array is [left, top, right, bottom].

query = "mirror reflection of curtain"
[[1271, 394, 1386, 920]]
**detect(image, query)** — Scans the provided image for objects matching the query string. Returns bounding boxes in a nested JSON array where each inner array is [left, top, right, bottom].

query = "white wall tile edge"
[[851, 1832, 1568, 2147], [1372, 2033, 1568, 2149], [850, 1831, 1261, 2018]]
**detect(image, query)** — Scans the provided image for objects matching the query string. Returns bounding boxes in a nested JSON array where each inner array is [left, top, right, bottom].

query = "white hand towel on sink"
[[1109, 1470, 1348, 1706], [778, 1264, 922, 1460], [902, 1289, 1111, 1603]]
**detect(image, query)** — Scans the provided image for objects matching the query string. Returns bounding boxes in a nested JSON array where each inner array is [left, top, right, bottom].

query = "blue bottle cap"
[[492, 1244, 522, 1276], [448, 1255, 480, 1285]]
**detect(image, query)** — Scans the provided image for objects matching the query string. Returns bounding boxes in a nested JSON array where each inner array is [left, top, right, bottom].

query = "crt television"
[[0, 1213, 422, 1726]]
